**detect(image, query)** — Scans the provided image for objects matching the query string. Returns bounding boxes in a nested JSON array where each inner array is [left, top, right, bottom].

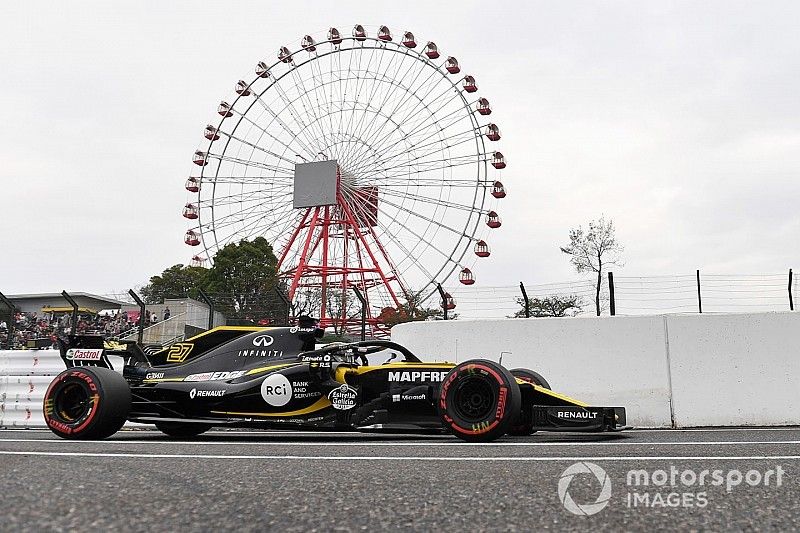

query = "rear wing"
[[56, 334, 113, 369]]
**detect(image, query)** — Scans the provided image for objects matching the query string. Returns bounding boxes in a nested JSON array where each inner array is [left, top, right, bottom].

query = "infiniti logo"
[[252, 334, 274, 347]]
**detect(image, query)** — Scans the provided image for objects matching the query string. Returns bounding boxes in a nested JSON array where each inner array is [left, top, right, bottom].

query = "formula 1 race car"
[[43, 324, 627, 442]]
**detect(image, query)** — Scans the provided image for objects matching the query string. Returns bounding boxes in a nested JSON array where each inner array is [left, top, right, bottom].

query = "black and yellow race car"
[[43, 323, 627, 442]]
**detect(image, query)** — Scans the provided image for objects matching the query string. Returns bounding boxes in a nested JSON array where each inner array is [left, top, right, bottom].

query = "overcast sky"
[[1, 1, 798, 301]]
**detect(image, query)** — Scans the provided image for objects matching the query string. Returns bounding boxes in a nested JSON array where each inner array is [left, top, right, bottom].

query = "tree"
[[560, 216, 623, 316], [379, 293, 452, 328], [140, 264, 208, 304], [510, 294, 583, 318], [202, 237, 278, 318]]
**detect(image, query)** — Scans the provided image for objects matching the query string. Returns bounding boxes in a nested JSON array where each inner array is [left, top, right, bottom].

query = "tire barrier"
[[0, 350, 141, 429], [0, 350, 64, 427]]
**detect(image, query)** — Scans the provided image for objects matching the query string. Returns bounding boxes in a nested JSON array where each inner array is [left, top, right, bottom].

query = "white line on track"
[[1, 450, 799, 461], [2, 438, 800, 447], [3, 427, 799, 435]]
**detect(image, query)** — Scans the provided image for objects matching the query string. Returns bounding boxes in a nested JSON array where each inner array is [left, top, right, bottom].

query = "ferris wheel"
[[183, 24, 507, 335]]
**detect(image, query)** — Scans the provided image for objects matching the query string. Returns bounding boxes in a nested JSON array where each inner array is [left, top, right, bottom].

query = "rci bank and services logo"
[[558, 462, 612, 516]]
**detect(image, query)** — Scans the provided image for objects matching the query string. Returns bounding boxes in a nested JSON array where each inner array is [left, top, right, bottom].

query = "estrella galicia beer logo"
[[252, 334, 274, 347], [558, 462, 612, 516], [328, 384, 357, 410]]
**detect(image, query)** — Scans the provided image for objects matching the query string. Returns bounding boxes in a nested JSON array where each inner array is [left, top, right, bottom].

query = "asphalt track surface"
[[0, 427, 798, 532]]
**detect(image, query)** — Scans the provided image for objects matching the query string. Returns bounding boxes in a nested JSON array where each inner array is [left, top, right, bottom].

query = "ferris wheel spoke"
[[289, 67, 330, 151], [342, 72, 454, 174], [373, 178, 482, 186], [375, 194, 474, 239], [371, 127, 479, 175], [204, 191, 292, 214], [208, 153, 295, 174], [204, 185, 282, 205], [349, 97, 470, 175], [216, 129, 299, 166], [206, 196, 296, 230], [264, 76, 325, 158], [375, 187, 484, 215], [359, 153, 481, 183], [207, 176, 293, 186], [342, 47, 404, 161], [204, 203, 274, 233], [338, 197, 407, 299], [333, 46, 357, 160], [215, 198, 298, 243], [339, 45, 382, 159], [372, 102, 473, 171], [350, 130, 476, 181], [357, 53, 448, 156], [375, 216, 458, 282], [263, 69, 326, 144], [344, 196, 426, 287], [310, 53, 338, 156], [365, 73, 460, 159], [221, 111, 313, 166], [347, 199, 438, 284], [245, 203, 304, 244], [347, 53, 418, 154]]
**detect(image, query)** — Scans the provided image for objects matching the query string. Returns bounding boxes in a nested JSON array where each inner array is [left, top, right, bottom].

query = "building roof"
[[6, 292, 128, 308]]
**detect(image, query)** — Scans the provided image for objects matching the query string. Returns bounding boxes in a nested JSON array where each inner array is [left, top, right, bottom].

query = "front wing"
[[531, 405, 628, 432]]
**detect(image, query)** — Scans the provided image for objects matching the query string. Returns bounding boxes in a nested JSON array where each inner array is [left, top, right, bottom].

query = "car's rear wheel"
[[43, 366, 131, 440], [439, 359, 521, 442], [154, 422, 213, 438], [508, 368, 551, 436]]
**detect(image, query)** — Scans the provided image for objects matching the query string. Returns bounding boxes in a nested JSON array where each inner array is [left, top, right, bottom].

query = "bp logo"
[[558, 462, 612, 516]]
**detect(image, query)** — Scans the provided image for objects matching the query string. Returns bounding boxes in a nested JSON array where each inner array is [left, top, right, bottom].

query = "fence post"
[[436, 283, 448, 321], [696, 270, 702, 313], [273, 286, 292, 324], [61, 290, 80, 335], [519, 282, 530, 318], [789, 269, 794, 311], [351, 287, 367, 341], [197, 289, 215, 329], [0, 290, 17, 349], [608, 272, 616, 316], [128, 290, 146, 346]]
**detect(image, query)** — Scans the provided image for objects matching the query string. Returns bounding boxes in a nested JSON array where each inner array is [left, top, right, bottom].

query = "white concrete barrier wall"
[[667, 313, 800, 426], [391, 312, 800, 428]]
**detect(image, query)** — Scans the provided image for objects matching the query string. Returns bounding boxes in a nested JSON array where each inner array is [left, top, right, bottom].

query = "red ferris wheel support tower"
[[276, 160, 405, 335]]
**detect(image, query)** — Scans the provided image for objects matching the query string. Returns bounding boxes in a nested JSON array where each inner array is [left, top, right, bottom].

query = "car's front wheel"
[[438, 359, 521, 442]]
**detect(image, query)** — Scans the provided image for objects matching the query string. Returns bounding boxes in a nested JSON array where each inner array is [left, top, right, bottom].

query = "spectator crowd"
[[0, 310, 143, 349]]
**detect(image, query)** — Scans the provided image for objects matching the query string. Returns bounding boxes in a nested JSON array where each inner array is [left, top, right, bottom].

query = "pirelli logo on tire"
[[166, 343, 194, 363]]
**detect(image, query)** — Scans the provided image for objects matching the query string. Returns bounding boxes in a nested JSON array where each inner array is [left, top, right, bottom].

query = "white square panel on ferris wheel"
[[293, 159, 339, 208]]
